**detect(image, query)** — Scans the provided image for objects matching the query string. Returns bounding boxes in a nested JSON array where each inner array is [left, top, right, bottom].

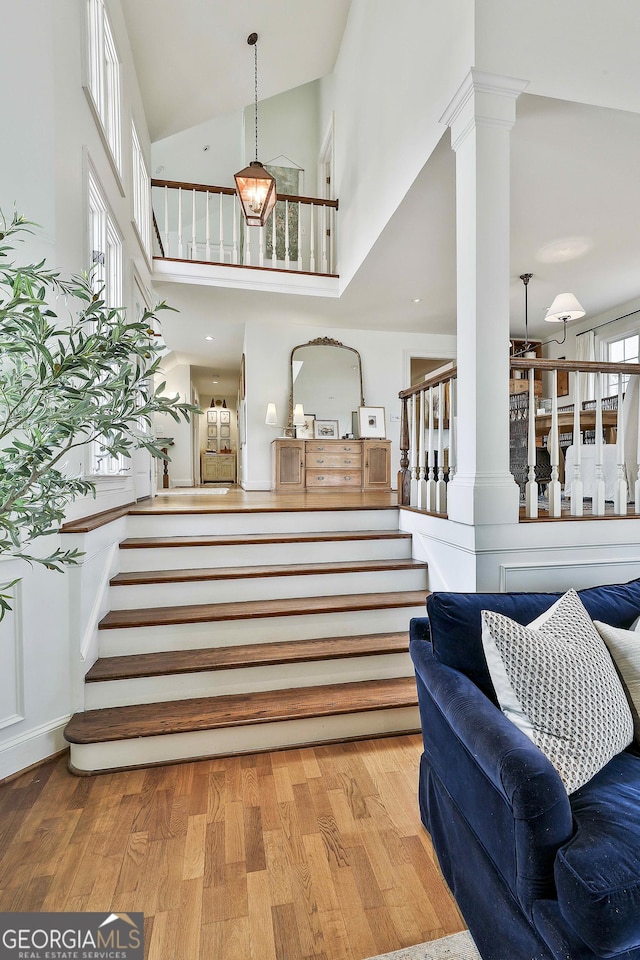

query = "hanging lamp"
[[234, 33, 277, 227]]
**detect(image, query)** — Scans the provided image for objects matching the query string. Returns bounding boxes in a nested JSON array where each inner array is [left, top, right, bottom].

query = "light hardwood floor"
[[0, 735, 464, 960]]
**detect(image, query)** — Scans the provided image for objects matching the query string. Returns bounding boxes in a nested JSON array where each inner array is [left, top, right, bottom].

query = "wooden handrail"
[[399, 366, 457, 400], [510, 358, 640, 375], [152, 211, 164, 258], [151, 178, 339, 209]]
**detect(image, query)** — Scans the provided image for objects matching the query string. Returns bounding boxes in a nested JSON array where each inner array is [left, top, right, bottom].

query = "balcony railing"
[[398, 359, 640, 521], [398, 366, 456, 515], [151, 179, 338, 276]]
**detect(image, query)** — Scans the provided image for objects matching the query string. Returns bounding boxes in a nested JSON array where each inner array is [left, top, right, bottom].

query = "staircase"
[[64, 505, 428, 774]]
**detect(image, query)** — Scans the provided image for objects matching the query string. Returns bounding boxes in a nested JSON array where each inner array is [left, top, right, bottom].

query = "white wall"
[[0, 0, 160, 778], [154, 362, 194, 486], [152, 110, 244, 186], [332, 0, 475, 289], [475, 0, 640, 114], [243, 318, 456, 490]]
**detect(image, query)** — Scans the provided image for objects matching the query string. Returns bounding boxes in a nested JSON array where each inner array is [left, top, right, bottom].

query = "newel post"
[[398, 395, 411, 505]]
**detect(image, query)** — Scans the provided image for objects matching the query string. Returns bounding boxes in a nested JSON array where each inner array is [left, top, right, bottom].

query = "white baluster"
[[328, 204, 334, 272], [570, 370, 584, 516], [427, 386, 436, 510], [204, 191, 211, 261], [436, 382, 447, 513], [525, 368, 538, 518], [177, 187, 183, 258], [284, 200, 290, 269], [614, 373, 628, 514], [322, 204, 328, 273], [259, 225, 265, 267], [448, 377, 457, 482], [232, 199, 239, 264], [409, 394, 418, 507], [635, 375, 640, 513], [309, 204, 315, 273], [548, 369, 562, 516], [416, 390, 427, 509], [244, 225, 251, 266], [593, 372, 606, 515], [296, 202, 302, 271], [191, 189, 197, 259], [271, 205, 277, 267], [218, 192, 224, 262]]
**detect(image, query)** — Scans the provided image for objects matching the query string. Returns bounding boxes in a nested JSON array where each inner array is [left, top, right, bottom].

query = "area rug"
[[364, 930, 481, 960], [160, 487, 229, 495]]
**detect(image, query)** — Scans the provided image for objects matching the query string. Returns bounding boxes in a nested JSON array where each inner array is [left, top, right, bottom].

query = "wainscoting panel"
[[0, 580, 24, 729], [499, 558, 640, 594]]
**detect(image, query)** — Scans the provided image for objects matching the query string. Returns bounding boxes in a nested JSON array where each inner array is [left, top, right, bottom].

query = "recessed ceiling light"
[[412, 298, 422, 303], [204, 335, 214, 341], [211, 380, 219, 384]]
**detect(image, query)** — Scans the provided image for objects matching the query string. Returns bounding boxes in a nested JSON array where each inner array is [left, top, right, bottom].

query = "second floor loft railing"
[[398, 358, 640, 522], [151, 178, 339, 276]]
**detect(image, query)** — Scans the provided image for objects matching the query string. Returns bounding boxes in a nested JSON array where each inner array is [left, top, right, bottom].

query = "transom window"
[[131, 122, 152, 259], [88, 166, 125, 477], [86, 0, 122, 172]]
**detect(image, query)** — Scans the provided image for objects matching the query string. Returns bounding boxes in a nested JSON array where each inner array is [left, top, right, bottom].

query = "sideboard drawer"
[[306, 453, 362, 469], [306, 441, 359, 454], [306, 470, 363, 487]]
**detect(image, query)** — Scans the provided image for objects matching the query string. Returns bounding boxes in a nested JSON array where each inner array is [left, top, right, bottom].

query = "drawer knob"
[[317, 475, 325, 480], [317, 458, 324, 464], [345, 476, 352, 481], [317, 446, 324, 451], [344, 459, 351, 464]]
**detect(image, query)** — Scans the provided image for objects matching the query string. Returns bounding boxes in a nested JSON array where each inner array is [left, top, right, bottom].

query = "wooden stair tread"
[[98, 590, 428, 630], [110, 558, 426, 586], [64, 677, 419, 743], [86, 632, 410, 682], [120, 529, 412, 549], [127, 504, 399, 516]]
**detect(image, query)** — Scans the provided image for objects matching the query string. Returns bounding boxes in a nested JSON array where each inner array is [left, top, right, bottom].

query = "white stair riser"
[[109, 568, 427, 610], [117, 537, 412, 572], [99, 604, 426, 657], [126, 509, 399, 539], [69, 705, 421, 774], [85, 651, 413, 709]]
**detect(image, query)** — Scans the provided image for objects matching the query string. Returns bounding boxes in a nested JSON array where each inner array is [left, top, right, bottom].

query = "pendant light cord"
[[253, 39, 259, 162]]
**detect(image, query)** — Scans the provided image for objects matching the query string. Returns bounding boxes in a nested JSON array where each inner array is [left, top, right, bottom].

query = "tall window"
[[88, 167, 125, 476], [606, 333, 639, 398], [131, 122, 152, 258], [86, 0, 122, 173]]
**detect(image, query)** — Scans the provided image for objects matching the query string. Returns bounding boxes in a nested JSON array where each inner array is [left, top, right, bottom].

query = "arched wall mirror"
[[289, 337, 365, 437]]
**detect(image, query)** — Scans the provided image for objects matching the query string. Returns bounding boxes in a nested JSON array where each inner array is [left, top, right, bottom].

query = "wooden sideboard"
[[201, 453, 236, 483], [272, 439, 391, 492]]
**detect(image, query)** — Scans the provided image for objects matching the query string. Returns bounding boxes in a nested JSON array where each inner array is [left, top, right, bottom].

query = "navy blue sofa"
[[410, 579, 640, 960]]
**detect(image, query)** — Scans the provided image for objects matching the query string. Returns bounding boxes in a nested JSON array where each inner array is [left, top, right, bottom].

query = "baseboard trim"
[[0, 747, 68, 786], [0, 716, 69, 782]]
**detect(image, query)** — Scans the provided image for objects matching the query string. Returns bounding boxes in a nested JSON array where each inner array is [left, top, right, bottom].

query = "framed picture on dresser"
[[357, 406, 386, 439], [314, 419, 339, 439]]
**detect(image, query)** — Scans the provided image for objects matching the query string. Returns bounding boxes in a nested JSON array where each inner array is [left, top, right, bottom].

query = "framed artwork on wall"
[[207, 425, 217, 438], [220, 425, 231, 439], [314, 419, 339, 440], [220, 410, 231, 424], [207, 409, 217, 424], [358, 406, 386, 439]]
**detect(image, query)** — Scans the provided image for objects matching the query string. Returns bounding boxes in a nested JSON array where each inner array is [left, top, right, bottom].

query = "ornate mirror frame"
[[288, 337, 365, 433]]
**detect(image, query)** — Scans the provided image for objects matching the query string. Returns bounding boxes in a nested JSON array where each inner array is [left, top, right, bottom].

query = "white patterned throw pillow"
[[594, 620, 640, 744], [481, 590, 633, 794]]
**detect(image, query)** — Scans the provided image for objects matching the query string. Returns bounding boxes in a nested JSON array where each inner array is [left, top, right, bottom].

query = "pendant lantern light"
[[234, 33, 277, 227]]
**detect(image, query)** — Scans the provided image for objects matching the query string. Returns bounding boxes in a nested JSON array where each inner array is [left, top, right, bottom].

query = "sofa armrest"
[[411, 634, 574, 914]]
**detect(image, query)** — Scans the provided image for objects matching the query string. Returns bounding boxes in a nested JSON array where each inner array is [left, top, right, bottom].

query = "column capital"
[[440, 69, 529, 152]]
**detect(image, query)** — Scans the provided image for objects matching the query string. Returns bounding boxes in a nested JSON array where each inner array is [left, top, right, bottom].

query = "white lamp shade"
[[265, 402, 278, 426], [293, 403, 305, 426], [545, 293, 585, 323]]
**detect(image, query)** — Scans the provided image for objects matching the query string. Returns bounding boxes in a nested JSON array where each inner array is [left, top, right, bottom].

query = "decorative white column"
[[441, 70, 528, 526]]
